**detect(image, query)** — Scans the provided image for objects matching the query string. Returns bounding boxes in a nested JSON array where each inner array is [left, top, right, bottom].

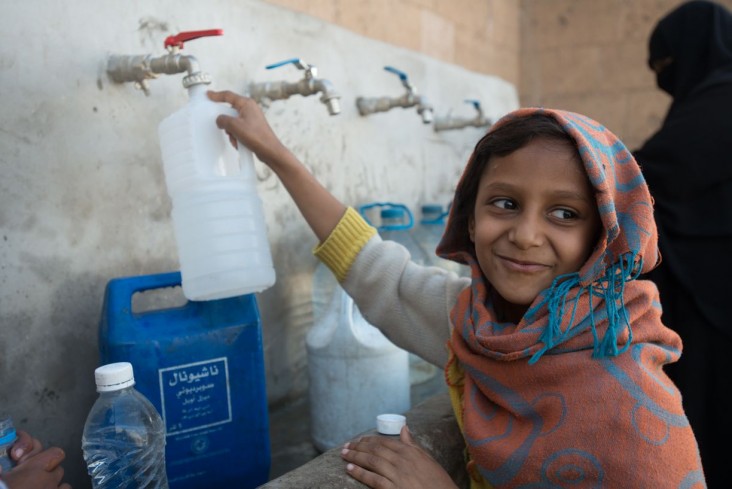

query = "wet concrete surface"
[[267, 370, 448, 481]]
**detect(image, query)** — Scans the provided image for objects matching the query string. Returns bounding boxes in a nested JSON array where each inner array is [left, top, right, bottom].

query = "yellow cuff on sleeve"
[[313, 207, 377, 282]]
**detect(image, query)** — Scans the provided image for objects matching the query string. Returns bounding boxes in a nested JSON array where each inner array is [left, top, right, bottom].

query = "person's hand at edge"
[[1, 446, 71, 489], [9, 431, 42, 465]]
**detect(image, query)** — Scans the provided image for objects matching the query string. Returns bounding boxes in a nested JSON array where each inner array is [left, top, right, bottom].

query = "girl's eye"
[[550, 208, 577, 220], [491, 198, 517, 210]]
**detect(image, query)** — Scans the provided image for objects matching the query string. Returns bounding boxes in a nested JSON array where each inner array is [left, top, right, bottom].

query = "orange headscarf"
[[438, 108, 705, 488]]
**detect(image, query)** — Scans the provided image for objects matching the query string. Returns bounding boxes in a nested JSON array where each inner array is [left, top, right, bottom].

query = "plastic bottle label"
[[158, 357, 232, 436]]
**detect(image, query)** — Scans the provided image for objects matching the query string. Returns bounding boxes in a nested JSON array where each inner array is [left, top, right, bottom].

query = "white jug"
[[306, 284, 410, 451], [158, 84, 275, 300]]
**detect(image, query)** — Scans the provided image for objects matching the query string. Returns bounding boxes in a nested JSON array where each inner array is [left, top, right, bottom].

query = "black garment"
[[634, 2, 732, 487]]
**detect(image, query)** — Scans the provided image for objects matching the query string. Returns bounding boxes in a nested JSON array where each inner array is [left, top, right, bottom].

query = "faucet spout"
[[415, 95, 433, 124], [313, 78, 341, 116]]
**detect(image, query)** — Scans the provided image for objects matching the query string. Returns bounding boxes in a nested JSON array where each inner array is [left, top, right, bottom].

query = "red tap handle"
[[164, 29, 224, 50]]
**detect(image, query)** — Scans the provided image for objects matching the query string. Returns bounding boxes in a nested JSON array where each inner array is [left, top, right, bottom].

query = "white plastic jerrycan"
[[306, 284, 410, 452], [158, 84, 276, 301]]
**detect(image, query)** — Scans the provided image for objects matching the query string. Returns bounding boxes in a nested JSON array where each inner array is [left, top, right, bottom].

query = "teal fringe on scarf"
[[528, 252, 643, 365]]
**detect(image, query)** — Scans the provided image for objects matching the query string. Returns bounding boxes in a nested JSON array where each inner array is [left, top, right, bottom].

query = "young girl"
[[207, 90, 705, 488]]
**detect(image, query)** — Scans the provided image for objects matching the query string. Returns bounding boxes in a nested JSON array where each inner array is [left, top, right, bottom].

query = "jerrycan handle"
[[103, 271, 188, 320], [358, 202, 413, 231]]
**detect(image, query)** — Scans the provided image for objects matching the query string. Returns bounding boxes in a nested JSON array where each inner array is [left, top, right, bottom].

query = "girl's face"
[[469, 137, 601, 322]]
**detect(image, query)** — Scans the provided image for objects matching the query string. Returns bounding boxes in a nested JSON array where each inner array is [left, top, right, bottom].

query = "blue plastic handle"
[[465, 99, 481, 111], [384, 66, 408, 82], [265, 58, 301, 70], [358, 202, 414, 231], [103, 271, 187, 320]]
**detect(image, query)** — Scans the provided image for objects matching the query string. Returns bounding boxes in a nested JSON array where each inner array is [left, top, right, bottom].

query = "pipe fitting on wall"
[[433, 99, 491, 132], [355, 66, 433, 124], [248, 58, 341, 116], [106, 29, 223, 95]]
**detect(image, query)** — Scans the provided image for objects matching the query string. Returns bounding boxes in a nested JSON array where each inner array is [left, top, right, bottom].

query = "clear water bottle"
[[412, 203, 470, 277], [82, 362, 169, 489], [0, 415, 17, 473], [359, 203, 438, 385], [158, 82, 276, 301]]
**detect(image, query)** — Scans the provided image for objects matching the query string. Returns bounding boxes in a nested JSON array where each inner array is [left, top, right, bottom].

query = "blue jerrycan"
[[98, 271, 270, 489]]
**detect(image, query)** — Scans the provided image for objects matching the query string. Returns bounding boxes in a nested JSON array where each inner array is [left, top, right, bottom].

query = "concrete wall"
[[0, 1, 517, 487]]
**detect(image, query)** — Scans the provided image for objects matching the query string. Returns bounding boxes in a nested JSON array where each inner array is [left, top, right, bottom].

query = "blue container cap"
[[358, 202, 414, 230], [420, 203, 448, 225], [381, 208, 406, 219], [421, 204, 443, 214]]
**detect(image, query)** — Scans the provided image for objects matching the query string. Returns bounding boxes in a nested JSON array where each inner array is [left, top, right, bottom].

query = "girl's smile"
[[469, 137, 601, 322], [496, 254, 551, 273]]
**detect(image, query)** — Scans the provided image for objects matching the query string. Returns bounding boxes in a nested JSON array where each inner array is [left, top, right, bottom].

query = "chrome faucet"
[[355, 66, 433, 124], [247, 58, 341, 116], [433, 99, 492, 132], [106, 29, 223, 94]]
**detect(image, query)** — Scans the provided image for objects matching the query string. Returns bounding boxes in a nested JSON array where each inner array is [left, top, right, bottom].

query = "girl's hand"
[[340, 425, 458, 489], [207, 90, 292, 168]]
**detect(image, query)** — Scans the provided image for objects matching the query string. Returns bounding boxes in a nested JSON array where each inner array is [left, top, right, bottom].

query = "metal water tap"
[[247, 58, 341, 116], [433, 99, 492, 132], [355, 66, 433, 124], [106, 29, 223, 95]]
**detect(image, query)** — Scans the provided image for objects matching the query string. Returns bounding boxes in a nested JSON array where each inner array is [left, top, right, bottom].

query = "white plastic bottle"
[[306, 284, 410, 452], [82, 362, 169, 489], [158, 83, 275, 301]]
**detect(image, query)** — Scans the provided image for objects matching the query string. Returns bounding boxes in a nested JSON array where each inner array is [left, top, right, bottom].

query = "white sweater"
[[314, 207, 470, 368]]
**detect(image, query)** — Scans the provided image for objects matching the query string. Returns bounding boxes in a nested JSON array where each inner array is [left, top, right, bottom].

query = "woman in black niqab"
[[634, 2, 732, 486]]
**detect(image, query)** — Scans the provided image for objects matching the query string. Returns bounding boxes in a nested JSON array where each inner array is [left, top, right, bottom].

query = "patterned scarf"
[[437, 108, 705, 488]]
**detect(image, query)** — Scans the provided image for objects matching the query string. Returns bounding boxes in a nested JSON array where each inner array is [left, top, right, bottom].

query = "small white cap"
[[376, 414, 406, 435], [95, 362, 135, 392]]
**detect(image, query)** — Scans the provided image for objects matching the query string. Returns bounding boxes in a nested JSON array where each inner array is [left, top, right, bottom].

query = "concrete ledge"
[[260, 392, 469, 488]]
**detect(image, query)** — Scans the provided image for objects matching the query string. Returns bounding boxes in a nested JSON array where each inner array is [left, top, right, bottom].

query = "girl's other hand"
[[340, 425, 458, 489]]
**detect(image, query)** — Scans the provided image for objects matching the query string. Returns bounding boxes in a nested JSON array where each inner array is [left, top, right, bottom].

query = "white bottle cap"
[[94, 362, 135, 392], [376, 414, 406, 435]]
